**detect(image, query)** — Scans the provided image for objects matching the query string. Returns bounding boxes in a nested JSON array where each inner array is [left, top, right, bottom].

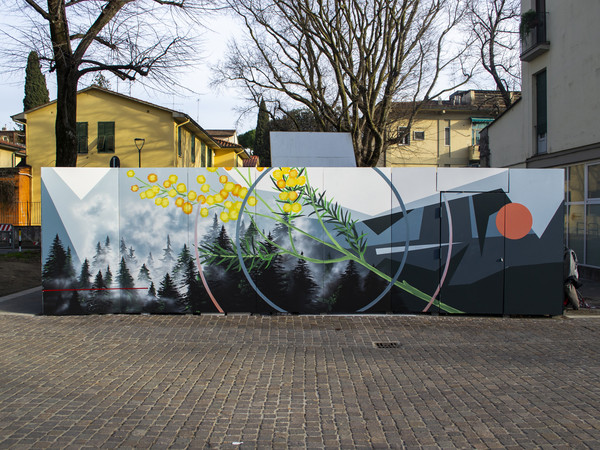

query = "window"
[[413, 131, 425, 141], [178, 127, 182, 158], [444, 124, 451, 146], [535, 69, 547, 154], [97, 122, 115, 153], [207, 146, 213, 167], [398, 127, 410, 145], [77, 122, 88, 154], [191, 137, 196, 163], [201, 141, 206, 166], [471, 118, 493, 145]]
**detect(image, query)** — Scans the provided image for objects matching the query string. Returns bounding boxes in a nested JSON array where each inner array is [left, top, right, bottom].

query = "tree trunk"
[[55, 68, 78, 167], [48, 0, 78, 167]]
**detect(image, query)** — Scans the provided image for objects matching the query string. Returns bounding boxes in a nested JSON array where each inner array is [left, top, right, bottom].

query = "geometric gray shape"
[[270, 132, 357, 167]]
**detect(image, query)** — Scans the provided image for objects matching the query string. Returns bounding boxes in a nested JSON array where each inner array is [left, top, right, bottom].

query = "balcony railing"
[[0, 202, 41, 226], [520, 12, 550, 62]]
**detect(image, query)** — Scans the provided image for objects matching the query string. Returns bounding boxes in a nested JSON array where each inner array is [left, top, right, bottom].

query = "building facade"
[[12, 86, 249, 204], [384, 90, 517, 168], [486, 0, 600, 271]]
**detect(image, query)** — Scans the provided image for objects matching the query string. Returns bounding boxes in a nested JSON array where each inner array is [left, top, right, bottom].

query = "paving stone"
[[0, 315, 599, 447]]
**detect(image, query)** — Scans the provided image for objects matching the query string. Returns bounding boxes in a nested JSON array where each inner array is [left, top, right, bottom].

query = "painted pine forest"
[[42, 212, 391, 315]]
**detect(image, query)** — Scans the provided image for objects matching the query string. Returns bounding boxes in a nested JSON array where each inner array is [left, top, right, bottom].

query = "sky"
[[0, 12, 256, 133]]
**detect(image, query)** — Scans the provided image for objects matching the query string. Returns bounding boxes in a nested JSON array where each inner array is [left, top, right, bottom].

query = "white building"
[[486, 0, 600, 273]]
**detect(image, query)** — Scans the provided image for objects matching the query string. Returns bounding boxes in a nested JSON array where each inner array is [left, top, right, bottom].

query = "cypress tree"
[[254, 98, 270, 166], [23, 51, 49, 111]]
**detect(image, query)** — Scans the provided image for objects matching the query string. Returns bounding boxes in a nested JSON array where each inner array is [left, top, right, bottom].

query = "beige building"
[[12, 86, 250, 204], [486, 0, 600, 270], [384, 90, 517, 168]]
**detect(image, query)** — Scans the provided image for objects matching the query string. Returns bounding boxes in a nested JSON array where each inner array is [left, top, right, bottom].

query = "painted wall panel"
[[41, 167, 564, 316]]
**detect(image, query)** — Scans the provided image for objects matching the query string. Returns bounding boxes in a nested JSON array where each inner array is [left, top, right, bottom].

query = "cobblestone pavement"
[[0, 314, 599, 448]]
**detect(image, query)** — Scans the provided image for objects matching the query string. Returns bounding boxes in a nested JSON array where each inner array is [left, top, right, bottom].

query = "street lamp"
[[134, 138, 145, 168]]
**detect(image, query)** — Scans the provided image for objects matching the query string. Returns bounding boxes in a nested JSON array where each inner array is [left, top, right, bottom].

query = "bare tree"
[[214, 0, 475, 167], [9, 0, 207, 166], [467, 0, 521, 108]]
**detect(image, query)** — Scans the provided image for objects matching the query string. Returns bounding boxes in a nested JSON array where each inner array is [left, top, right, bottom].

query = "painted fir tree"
[[104, 265, 113, 288], [78, 258, 92, 289], [288, 256, 319, 312], [42, 234, 68, 280], [138, 263, 152, 285], [23, 51, 49, 111], [161, 235, 175, 264]]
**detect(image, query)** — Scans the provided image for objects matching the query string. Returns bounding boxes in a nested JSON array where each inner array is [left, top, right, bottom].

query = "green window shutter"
[[178, 127, 182, 157], [536, 70, 547, 136], [191, 137, 196, 163], [77, 122, 88, 154], [98, 122, 115, 152], [201, 141, 206, 166]]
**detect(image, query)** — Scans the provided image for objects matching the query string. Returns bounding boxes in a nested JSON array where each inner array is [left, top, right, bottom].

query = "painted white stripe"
[[375, 242, 456, 256]]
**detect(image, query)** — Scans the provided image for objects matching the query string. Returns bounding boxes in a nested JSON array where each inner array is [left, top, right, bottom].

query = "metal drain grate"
[[373, 342, 401, 349]]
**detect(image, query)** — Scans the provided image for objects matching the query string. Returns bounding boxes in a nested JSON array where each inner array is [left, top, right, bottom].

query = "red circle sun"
[[496, 203, 533, 240]]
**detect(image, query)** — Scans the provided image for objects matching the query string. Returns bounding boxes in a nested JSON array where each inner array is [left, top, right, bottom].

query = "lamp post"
[[134, 138, 145, 168]]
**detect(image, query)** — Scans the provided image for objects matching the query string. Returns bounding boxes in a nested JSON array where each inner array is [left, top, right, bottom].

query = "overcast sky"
[[0, 13, 256, 133]]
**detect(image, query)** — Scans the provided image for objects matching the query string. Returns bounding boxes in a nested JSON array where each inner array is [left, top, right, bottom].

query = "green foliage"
[[254, 99, 270, 166], [23, 51, 49, 111], [92, 73, 111, 89], [238, 129, 256, 150]]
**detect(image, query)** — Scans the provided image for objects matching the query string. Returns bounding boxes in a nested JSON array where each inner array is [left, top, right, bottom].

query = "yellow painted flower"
[[297, 176, 306, 186], [282, 167, 291, 174], [163, 180, 171, 188], [225, 167, 232, 171], [219, 175, 228, 184], [229, 210, 239, 221], [290, 169, 298, 178], [286, 177, 298, 188], [131, 185, 139, 192], [224, 182, 235, 192], [127, 170, 135, 177], [289, 191, 299, 201], [234, 201, 242, 211], [176, 183, 186, 193], [291, 203, 302, 213], [207, 167, 217, 172], [175, 197, 184, 207], [182, 202, 193, 215], [273, 169, 283, 180], [239, 187, 248, 198], [169, 189, 177, 198], [232, 184, 241, 196], [220, 211, 229, 222], [214, 194, 223, 203], [248, 196, 257, 207], [146, 189, 156, 199], [219, 189, 229, 200], [201, 184, 210, 193], [140, 191, 147, 199], [224, 200, 233, 209], [200, 207, 209, 217], [151, 185, 160, 194], [279, 192, 289, 201], [169, 174, 178, 184], [206, 196, 215, 205], [188, 190, 197, 201], [148, 173, 158, 183], [154, 197, 162, 206], [161, 198, 169, 207], [257, 167, 265, 172], [198, 195, 206, 204], [197, 175, 206, 184], [283, 203, 292, 213]]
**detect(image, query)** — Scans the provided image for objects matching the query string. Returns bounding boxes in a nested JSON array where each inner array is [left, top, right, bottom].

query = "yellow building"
[[384, 90, 518, 168], [12, 86, 249, 203]]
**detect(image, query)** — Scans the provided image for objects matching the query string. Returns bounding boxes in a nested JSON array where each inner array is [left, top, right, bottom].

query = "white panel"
[[270, 132, 356, 167], [437, 168, 509, 192]]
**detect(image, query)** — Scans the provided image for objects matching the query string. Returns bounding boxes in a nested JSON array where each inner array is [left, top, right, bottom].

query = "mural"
[[41, 167, 564, 316]]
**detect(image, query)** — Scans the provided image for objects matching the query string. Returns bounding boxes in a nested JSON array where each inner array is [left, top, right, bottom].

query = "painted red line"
[[43, 288, 148, 292]]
